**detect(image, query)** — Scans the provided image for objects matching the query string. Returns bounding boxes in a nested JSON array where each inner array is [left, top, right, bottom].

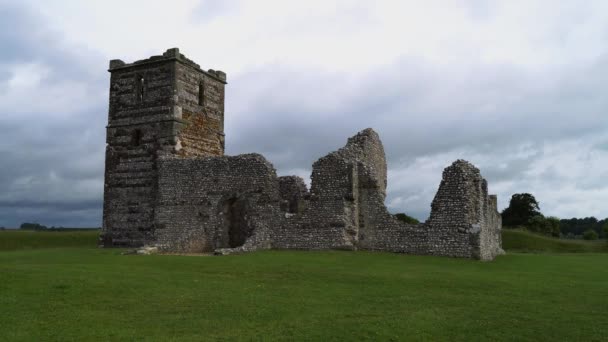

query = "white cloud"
[[1, 0, 607, 226], [27, 1, 608, 74]]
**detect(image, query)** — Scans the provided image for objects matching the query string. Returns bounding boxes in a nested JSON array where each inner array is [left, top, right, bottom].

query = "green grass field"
[[1, 230, 607, 341], [503, 229, 608, 253], [0, 229, 99, 251]]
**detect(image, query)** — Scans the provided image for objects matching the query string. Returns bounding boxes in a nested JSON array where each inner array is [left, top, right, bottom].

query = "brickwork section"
[[101, 48, 503, 260]]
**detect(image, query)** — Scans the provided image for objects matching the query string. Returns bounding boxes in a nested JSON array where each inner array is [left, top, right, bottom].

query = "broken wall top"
[[316, 128, 388, 196]]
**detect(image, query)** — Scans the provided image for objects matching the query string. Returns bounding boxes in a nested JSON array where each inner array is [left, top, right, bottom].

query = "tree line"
[[502, 193, 607, 240], [18, 223, 100, 231]]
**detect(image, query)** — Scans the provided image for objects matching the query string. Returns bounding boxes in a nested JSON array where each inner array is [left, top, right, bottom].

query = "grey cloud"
[[0, 3, 107, 227], [191, 0, 239, 22], [225, 54, 608, 219], [2, 2, 608, 227], [230, 55, 608, 167]]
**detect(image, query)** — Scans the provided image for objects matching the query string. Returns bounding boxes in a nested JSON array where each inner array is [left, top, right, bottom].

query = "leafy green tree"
[[559, 217, 601, 237], [583, 229, 598, 240], [603, 222, 608, 239], [528, 216, 560, 237], [546, 217, 561, 237], [527, 215, 546, 234], [394, 213, 420, 225], [502, 193, 541, 227]]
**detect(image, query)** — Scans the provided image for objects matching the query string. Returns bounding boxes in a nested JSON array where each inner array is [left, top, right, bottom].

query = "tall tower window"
[[198, 81, 205, 106], [136, 75, 145, 102], [131, 129, 143, 146]]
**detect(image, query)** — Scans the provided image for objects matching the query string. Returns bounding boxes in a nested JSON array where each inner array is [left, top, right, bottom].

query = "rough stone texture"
[[154, 154, 278, 253], [101, 49, 502, 260], [100, 48, 226, 247], [426, 160, 504, 260]]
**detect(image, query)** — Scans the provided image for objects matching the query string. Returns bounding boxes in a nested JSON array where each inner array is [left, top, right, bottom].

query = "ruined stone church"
[[101, 48, 503, 260]]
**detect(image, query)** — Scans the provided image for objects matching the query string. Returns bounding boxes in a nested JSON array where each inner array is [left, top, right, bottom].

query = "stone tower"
[[100, 48, 227, 247]]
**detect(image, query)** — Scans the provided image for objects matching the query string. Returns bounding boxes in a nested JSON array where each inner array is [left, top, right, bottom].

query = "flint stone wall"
[[100, 48, 226, 248], [101, 49, 503, 260], [148, 128, 503, 260], [154, 154, 279, 253], [426, 160, 504, 260]]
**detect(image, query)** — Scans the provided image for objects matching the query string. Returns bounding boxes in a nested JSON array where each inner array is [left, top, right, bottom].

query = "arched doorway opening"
[[221, 197, 250, 248]]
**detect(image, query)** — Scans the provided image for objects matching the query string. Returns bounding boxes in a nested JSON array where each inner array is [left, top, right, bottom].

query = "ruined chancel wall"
[[101, 48, 503, 260], [426, 160, 504, 260]]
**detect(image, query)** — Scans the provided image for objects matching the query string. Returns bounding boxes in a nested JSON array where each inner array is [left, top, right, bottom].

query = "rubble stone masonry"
[[101, 49, 503, 260]]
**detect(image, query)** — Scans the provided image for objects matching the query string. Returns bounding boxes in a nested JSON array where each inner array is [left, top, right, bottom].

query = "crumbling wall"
[[101, 49, 503, 260], [481, 195, 504, 260], [272, 129, 427, 254], [335, 129, 422, 252], [272, 154, 358, 250], [154, 154, 280, 253], [425, 160, 503, 260], [269, 131, 502, 260]]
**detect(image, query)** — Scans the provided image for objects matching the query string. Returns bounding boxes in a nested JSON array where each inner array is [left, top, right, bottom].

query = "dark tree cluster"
[[18, 223, 79, 231], [560, 217, 607, 240], [19, 222, 48, 230], [501, 193, 541, 227], [502, 193, 607, 239]]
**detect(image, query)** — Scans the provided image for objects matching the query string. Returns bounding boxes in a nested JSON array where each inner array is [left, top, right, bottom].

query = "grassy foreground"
[[1, 246, 607, 341], [0, 230, 99, 251], [1, 230, 607, 340], [503, 229, 608, 253]]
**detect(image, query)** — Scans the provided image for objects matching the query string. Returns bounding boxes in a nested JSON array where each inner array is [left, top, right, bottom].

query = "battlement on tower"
[[109, 48, 227, 83]]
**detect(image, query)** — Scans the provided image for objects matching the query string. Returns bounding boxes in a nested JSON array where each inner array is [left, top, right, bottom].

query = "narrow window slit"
[[132, 129, 143, 146], [198, 81, 205, 105], [136, 75, 145, 102]]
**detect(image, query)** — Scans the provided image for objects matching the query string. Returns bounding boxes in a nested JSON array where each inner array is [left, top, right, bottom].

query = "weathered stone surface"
[[426, 160, 504, 260], [154, 153, 278, 253], [101, 49, 502, 260], [136, 246, 159, 255], [100, 48, 226, 248]]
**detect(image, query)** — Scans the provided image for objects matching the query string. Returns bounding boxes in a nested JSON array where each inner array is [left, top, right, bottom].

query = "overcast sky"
[[0, 0, 607, 227]]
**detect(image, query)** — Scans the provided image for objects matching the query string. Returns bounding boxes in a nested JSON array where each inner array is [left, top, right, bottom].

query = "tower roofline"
[[108, 47, 227, 84]]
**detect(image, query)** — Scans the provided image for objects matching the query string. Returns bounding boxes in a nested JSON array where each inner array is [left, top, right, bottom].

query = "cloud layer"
[[0, 0, 607, 227]]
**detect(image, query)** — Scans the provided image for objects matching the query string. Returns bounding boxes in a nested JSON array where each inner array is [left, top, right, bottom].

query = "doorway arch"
[[220, 197, 250, 248]]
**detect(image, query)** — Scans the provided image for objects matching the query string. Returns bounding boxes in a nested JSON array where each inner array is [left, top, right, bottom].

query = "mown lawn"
[[503, 229, 608, 253], [0, 230, 99, 251], [0, 240, 607, 341]]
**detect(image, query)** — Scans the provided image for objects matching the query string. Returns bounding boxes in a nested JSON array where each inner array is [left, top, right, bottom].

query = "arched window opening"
[[221, 197, 250, 248]]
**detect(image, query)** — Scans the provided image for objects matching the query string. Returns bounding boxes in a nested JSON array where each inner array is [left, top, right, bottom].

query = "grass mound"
[[502, 229, 608, 253], [0, 230, 99, 251]]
